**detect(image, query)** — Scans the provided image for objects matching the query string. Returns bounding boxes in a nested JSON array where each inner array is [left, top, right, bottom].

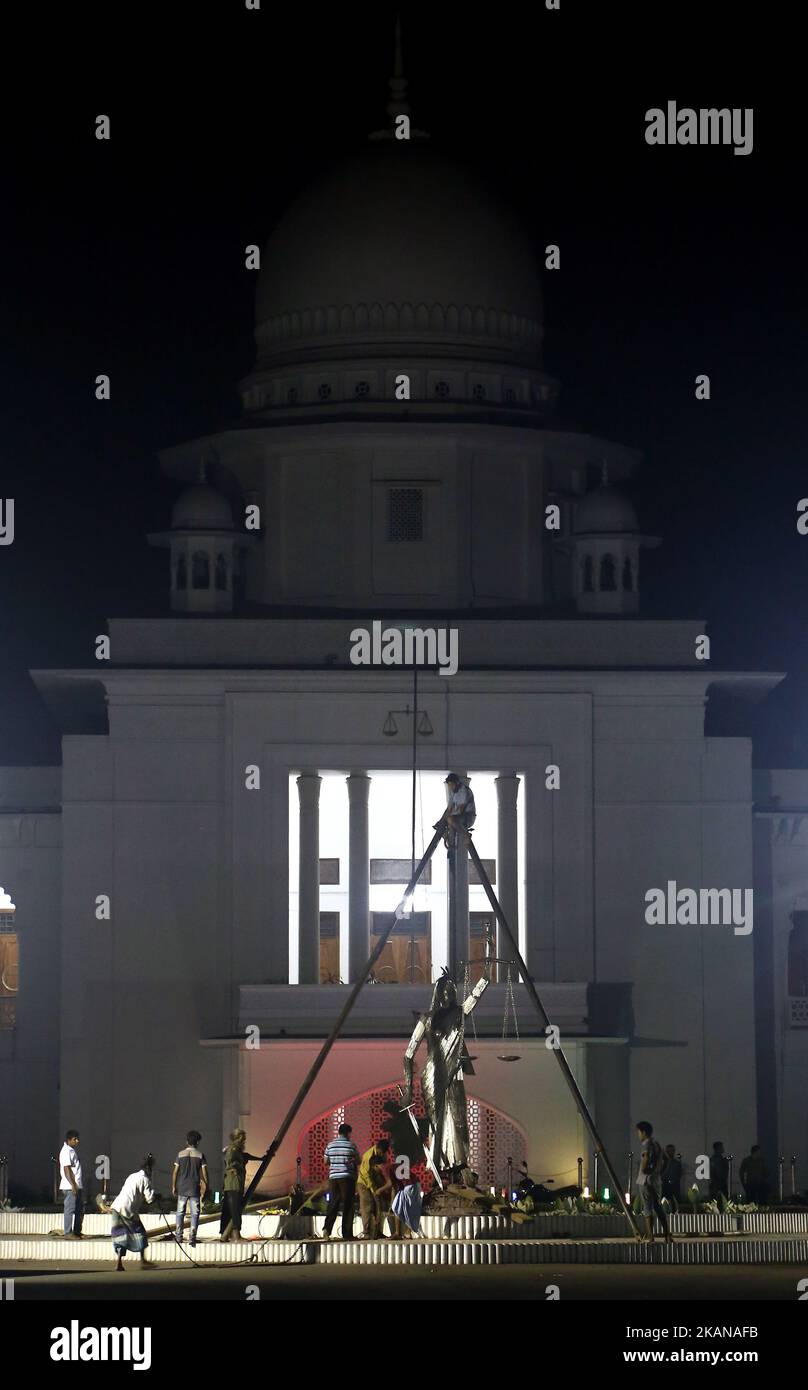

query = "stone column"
[[347, 773, 371, 982], [495, 773, 520, 970], [297, 774, 321, 984]]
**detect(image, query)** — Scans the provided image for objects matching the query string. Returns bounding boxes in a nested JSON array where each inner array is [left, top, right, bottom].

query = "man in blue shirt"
[[172, 1130, 209, 1247], [323, 1122, 361, 1240]]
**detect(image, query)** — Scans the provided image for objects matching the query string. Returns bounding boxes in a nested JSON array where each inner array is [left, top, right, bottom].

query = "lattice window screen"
[[300, 1084, 525, 1189], [388, 488, 424, 542]]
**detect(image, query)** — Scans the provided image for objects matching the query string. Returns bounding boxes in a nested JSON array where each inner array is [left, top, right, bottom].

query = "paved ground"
[[1, 1260, 805, 1299]]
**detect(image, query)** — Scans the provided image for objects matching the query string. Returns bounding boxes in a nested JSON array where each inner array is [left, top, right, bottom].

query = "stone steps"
[[3, 1209, 806, 1239], [2, 1231, 807, 1265]]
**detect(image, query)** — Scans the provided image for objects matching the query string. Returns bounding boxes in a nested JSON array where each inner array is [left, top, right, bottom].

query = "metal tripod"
[[226, 820, 639, 1239]]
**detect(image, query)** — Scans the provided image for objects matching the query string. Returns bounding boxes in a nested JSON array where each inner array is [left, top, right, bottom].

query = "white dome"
[[254, 143, 543, 369], [574, 486, 639, 535], [171, 483, 233, 531]]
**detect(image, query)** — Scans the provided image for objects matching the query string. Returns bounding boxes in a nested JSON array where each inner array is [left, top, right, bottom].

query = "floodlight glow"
[[602, 1186, 610, 1200], [583, 1185, 590, 1198]]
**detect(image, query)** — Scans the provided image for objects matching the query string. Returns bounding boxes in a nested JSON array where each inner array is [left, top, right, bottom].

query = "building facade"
[[1, 101, 801, 1203]]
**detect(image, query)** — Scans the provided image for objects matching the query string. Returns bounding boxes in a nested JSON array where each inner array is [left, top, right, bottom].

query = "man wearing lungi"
[[101, 1155, 157, 1271]]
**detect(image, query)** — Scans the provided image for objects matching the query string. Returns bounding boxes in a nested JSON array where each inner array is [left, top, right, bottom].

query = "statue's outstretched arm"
[[462, 972, 490, 1015], [462, 926, 494, 1014]]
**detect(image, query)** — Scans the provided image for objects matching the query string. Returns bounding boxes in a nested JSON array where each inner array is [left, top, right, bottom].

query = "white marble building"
[[1, 88, 802, 1203]]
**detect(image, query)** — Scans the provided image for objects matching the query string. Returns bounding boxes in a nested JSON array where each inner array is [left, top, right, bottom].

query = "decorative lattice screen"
[[299, 1082, 526, 1189], [388, 488, 424, 542]]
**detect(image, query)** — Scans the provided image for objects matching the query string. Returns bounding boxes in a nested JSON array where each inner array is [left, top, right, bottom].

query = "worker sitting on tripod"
[[434, 773, 476, 846]]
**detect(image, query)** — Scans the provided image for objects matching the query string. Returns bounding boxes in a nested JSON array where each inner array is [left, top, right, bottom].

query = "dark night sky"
[[2, 1, 806, 765]]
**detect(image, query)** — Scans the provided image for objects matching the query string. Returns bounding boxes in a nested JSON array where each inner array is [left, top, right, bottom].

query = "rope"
[[502, 966, 520, 1043]]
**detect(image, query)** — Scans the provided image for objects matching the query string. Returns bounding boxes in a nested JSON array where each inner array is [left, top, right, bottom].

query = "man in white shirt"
[[99, 1155, 157, 1271], [58, 1129, 83, 1238], [434, 773, 476, 847]]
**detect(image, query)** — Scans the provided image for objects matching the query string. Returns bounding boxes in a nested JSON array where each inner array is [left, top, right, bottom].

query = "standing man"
[[172, 1129, 209, 1247], [739, 1145, 769, 1205], [660, 1144, 683, 1207], [357, 1138, 393, 1238], [709, 1140, 729, 1201], [635, 1120, 673, 1244], [59, 1128, 83, 1238], [220, 1128, 261, 1242], [322, 1122, 360, 1240]]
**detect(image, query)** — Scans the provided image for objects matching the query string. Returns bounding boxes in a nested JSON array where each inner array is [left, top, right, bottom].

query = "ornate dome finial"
[[369, 15, 429, 140], [386, 14, 410, 122]]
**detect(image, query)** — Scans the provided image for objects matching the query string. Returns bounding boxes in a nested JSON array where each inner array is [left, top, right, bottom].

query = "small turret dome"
[[574, 483, 639, 535], [171, 481, 234, 532]]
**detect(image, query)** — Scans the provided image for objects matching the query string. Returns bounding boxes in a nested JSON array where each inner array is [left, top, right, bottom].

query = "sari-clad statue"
[[401, 930, 493, 1177]]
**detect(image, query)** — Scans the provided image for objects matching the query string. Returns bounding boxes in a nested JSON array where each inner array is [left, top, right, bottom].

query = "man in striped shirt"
[[322, 1123, 361, 1239]]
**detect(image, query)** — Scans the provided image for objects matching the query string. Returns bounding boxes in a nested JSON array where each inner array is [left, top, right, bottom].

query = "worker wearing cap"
[[434, 773, 476, 846]]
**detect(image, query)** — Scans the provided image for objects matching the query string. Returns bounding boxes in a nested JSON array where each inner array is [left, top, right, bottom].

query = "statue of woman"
[[401, 931, 493, 1178]]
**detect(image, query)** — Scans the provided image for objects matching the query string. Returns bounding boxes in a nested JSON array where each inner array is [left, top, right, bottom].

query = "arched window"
[[215, 554, 228, 591], [192, 551, 210, 589], [600, 553, 617, 591], [582, 555, 594, 593], [622, 555, 634, 591], [176, 554, 187, 590]]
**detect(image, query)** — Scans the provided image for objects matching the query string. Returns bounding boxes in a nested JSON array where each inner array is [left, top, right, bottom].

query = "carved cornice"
[[255, 301, 543, 354]]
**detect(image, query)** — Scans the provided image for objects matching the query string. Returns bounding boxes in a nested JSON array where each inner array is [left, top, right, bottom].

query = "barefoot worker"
[[99, 1154, 157, 1271], [634, 1121, 673, 1245], [220, 1128, 262, 1242]]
